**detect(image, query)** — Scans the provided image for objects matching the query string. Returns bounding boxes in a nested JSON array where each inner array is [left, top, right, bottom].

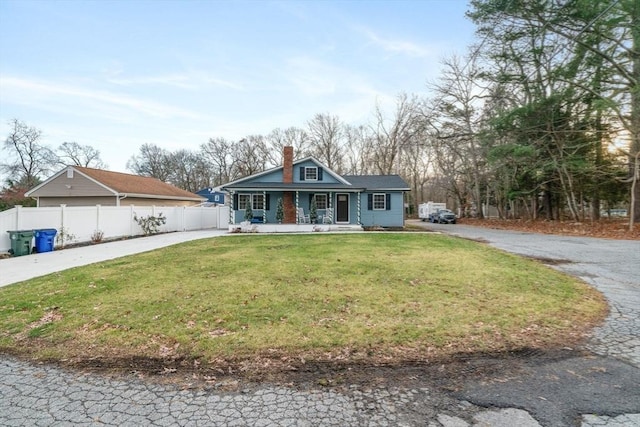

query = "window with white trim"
[[252, 194, 265, 210], [373, 193, 386, 210], [305, 167, 318, 181], [314, 194, 327, 210], [238, 194, 251, 210]]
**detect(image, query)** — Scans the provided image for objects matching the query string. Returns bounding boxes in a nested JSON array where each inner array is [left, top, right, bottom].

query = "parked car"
[[431, 209, 456, 224]]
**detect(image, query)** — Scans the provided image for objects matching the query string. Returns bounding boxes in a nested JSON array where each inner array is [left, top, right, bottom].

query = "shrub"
[[91, 230, 105, 243], [55, 227, 76, 248], [134, 213, 167, 235]]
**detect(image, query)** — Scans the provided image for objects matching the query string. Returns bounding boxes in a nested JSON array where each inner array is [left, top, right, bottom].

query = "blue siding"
[[232, 191, 284, 224], [294, 160, 340, 184], [252, 170, 284, 183], [196, 189, 225, 204], [358, 192, 404, 227], [231, 189, 404, 227]]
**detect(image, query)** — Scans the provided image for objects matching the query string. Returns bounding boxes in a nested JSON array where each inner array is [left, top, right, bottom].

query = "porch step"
[[328, 225, 363, 232]]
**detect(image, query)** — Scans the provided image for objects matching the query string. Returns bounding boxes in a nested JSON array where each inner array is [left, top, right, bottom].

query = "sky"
[[0, 0, 477, 176]]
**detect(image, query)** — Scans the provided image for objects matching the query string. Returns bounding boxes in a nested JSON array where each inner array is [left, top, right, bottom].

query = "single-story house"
[[222, 147, 410, 228], [25, 166, 205, 207]]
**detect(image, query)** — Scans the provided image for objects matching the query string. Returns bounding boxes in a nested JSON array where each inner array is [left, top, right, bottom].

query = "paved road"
[[1, 225, 639, 426]]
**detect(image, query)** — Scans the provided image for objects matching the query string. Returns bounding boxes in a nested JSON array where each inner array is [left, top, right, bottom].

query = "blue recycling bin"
[[34, 229, 57, 253]]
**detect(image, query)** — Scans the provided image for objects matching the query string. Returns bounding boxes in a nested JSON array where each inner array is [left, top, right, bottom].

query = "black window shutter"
[[318, 167, 323, 180], [308, 193, 313, 208], [299, 167, 305, 181], [367, 194, 373, 210], [233, 193, 238, 210], [386, 193, 391, 210], [265, 194, 271, 210]]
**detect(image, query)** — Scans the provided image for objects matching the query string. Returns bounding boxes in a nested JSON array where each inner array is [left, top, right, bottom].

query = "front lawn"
[[0, 233, 606, 369]]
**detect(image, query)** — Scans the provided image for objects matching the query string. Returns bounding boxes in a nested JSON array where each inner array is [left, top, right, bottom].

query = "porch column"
[[295, 191, 299, 224], [229, 191, 234, 224], [357, 192, 361, 225], [263, 191, 267, 223]]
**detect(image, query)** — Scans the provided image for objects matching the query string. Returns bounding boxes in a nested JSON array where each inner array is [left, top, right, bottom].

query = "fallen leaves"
[[460, 218, 639, 240]]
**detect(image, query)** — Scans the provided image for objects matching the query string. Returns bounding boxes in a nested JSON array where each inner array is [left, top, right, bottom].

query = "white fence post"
[[96, 205, 101, 232], [182, 206, 186, 231], [15, 205, 22, 230], [60, 204, 66, 232], [130, 205, 135, 236]]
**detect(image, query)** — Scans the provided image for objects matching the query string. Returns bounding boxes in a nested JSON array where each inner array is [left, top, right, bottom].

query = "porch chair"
[[322, 207, 333, 224], [297, 207, 310, 223]]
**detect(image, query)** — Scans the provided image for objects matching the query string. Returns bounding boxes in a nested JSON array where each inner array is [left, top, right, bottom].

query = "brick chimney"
[[282, 146, 296, 223], [283, 146, 293, 184]]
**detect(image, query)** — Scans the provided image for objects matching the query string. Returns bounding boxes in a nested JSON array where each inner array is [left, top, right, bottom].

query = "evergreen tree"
[[276, 198, 284, 223], [243, 200, 253, 222], [310, 197, 318, 223]]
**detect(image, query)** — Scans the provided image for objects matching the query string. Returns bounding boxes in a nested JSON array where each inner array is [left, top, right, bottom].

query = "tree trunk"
[[630, 0, 640, 224]]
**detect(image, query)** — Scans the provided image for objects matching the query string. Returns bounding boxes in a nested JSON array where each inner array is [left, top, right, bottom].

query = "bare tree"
[[126, 143, 172, 181], [371, 93, 425, 175], [2, 119, 56, 189], [166, 149, 211, 192], [343, 124, 375, 175], [428, 54, 488, 218], [264, 127, 310, 167], [200, 137, 237, 185], [232, 136, 269, 178], [307, 113, 344, 171], [56, 142, 107, 169]]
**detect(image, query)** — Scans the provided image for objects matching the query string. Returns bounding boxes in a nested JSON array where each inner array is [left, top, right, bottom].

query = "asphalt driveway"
[[411, 220, 640, 367], [409, 220, 640, 426]]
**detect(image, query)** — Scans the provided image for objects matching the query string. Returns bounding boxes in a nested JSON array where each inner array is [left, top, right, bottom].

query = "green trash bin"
[[7, 230, 34, 257]]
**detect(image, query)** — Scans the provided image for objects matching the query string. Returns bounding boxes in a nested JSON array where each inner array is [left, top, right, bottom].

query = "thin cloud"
[[285, 56, 339, 96], [356, 26, 433, 58], [0, 76, 204, 120], [107, 74, 197, 89], [107, 73, 244, 91]]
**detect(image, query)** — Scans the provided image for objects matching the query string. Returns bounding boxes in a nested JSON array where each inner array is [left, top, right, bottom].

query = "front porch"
[[228, 222, 363, 233]]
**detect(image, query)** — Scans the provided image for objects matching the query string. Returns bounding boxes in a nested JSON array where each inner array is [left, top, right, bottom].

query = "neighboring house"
[[222, 147, 410, 227], [196, 187, 226, 205], [25, 166, 205, 207]]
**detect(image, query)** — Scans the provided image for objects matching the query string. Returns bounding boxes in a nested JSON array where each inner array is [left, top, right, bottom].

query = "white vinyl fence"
[[0, 205, 229, 253]]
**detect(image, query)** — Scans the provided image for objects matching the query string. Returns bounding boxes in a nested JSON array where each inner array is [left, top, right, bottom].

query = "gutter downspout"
[[117, 194, 127, 207]]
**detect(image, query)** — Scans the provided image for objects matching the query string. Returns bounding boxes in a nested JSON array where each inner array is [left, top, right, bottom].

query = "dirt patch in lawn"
[[3, 345, 591, 393], [4, 310, 601, 390]]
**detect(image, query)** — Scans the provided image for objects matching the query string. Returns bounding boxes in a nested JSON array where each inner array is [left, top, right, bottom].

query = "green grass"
[[0, 233, 606, 365]]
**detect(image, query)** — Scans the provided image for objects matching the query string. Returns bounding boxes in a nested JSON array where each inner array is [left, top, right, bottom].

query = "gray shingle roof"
[[342, 175, 410, 190]]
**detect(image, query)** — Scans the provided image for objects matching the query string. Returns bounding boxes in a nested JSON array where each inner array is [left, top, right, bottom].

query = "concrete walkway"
[[0, 230, 229, 288]]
